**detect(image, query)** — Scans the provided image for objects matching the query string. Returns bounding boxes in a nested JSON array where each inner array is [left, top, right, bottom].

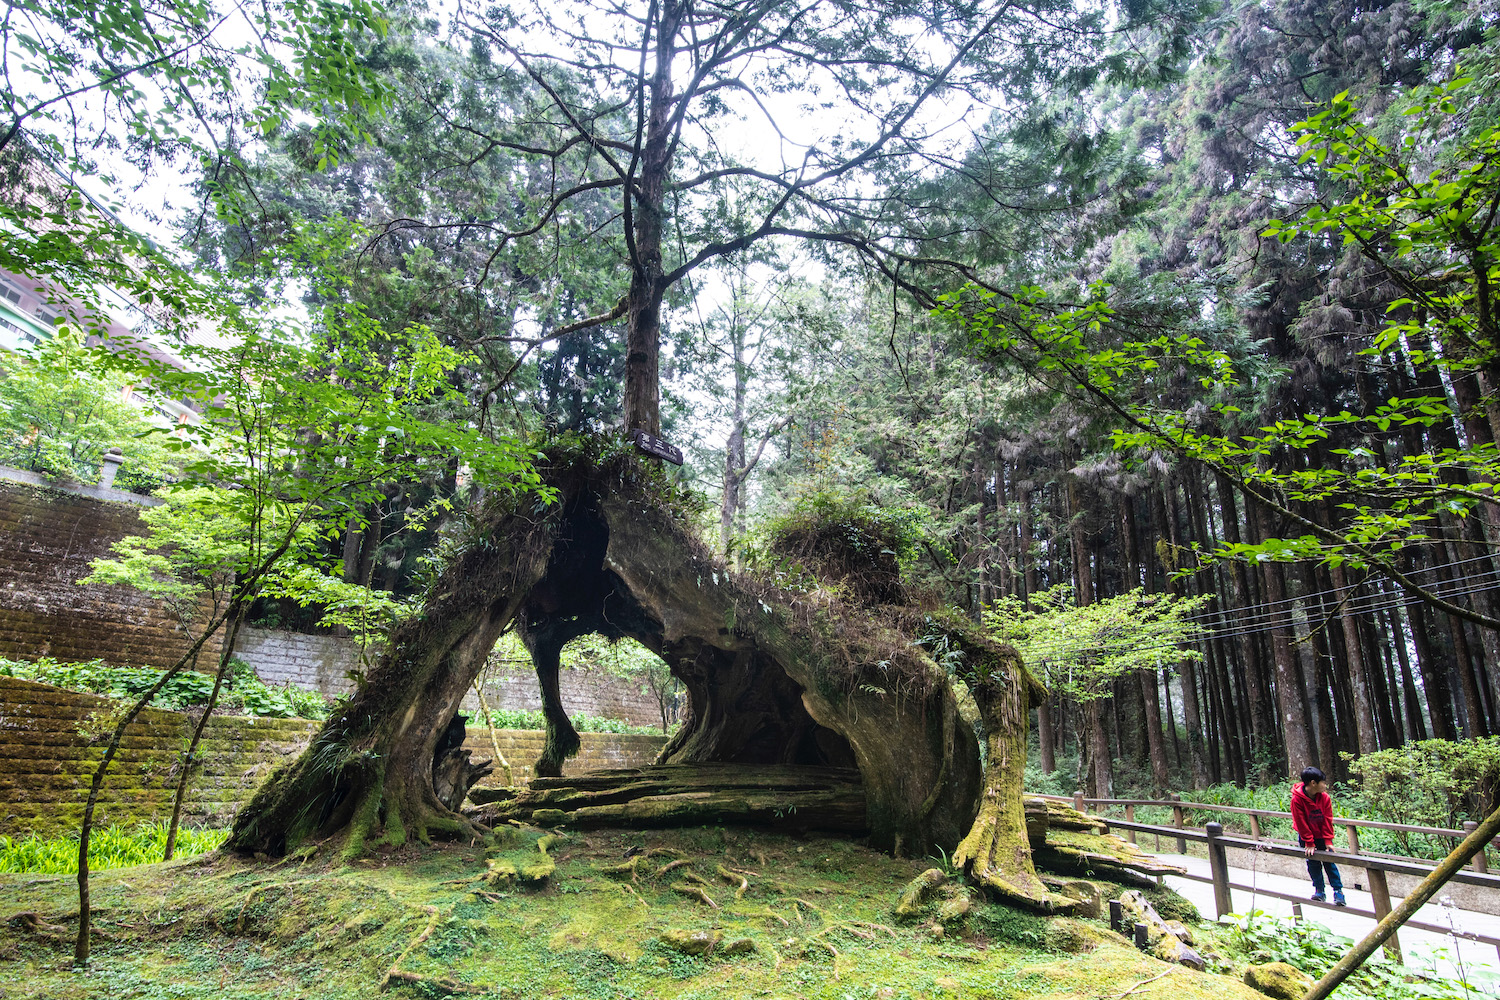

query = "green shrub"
[[1342, 737, 1500, 860], [477, 707, 667, 736], [0, 822, 228, 874], [755, 488, 932, 603], [0, 655, 337, 719], [1215, 910, 1498, 999]]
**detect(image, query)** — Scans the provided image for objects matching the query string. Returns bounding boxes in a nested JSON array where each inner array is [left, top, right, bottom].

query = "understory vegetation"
[[0, 823, 227, 874], [0, 656, 336, 719]]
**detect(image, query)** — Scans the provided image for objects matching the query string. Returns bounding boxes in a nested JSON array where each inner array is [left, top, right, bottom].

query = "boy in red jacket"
[[1291, 766, 1346, 905]]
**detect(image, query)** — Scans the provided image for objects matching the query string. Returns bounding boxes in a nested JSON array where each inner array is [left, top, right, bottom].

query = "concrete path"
[[1149, 850, 1500, 982]]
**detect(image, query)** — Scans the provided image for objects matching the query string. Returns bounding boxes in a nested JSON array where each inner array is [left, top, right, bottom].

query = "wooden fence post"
[[1172, 794, 1186, 854], [1074, 791, 1086, 814], [1463, 822, 1487, 873], [1346, 823, 1363, 891], [1250, 812, 1262, 841], [1125, 804, 1137, 844], [1366, 867, 1401, 964], [1205, 822, 1233, 919]]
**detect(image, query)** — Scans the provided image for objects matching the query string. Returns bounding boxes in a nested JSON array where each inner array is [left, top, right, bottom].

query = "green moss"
[[1243, 962, 1314, 999], [0, 823, 1266, 1000]]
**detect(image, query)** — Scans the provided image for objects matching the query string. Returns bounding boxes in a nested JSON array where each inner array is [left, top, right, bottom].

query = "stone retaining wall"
[[0, 473, 224, 670], [233, 626, 669, 729], [0, 676, 667, 838]]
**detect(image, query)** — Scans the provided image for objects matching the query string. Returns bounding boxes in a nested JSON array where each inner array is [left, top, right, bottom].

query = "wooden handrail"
[[1095, 816, 1500, 890], [1034, 792, 1483, 840]]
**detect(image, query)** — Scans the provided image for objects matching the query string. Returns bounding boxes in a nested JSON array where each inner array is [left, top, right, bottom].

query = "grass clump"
[[757, 488, 931, 605], [0, 822, 228, 874]]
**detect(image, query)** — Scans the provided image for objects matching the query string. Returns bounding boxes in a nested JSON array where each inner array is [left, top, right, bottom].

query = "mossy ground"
[[0, 826, 1267, 1000]]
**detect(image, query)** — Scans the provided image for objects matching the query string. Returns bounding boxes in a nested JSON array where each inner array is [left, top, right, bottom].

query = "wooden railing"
[[1067, 792, 1496, 873], [1034, 793, 1500, 963]]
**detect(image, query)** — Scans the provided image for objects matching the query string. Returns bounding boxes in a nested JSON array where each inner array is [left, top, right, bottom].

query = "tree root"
[[716, 865, 749, 900], [1103, 968, 1177, 999], [619, 883, 650, 909], [654, 858, 692, 879], [6, 910, 102, 944], [784, 897, 824, 919], [382, 970, 486, 995], [681, 869, 714, 887], [671, 883, 720, 909], [235, 881, 294, 934], [726, 906, 789, 927], [379, 904, 486, 994], [598, 855, 643, 880]]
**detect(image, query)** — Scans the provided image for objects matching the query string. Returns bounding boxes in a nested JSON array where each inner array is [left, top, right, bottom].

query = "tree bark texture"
[[230, 447, 1043, 899]]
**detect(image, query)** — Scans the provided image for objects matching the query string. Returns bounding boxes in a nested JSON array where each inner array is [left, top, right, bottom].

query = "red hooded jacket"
[[1291, 782, 1335, 841]]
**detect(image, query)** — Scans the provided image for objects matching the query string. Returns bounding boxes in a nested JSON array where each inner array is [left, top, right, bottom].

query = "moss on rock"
[[1243, 962, 1314, 1000]]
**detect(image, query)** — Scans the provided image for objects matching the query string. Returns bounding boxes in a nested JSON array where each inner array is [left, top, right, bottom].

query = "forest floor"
[[0, 825, 1275, 1000]]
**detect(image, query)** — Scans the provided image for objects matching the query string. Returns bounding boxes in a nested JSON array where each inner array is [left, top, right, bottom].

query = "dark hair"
[[1300, 766, 1325, 785]]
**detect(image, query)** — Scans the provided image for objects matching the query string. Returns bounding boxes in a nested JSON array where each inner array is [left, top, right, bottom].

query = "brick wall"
[[0, 676, 666, 838], [235, 627, 670, 729], [231, 628, 373, 698], [0, 473, 225, 670], [461, 663, 669, 731]]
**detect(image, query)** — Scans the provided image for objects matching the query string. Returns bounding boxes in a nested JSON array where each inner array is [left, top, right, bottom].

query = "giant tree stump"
[[230, 442, 1051, 907]]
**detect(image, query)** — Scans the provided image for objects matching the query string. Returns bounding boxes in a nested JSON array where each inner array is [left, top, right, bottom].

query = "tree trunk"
[[76, 608, 233, 965], [621, 3, 683, 437], [955, 655, 1067, 912], [1252, 498, 1313, 779], [164, 604, 250, 860], [1036, 692, 1056, 775], [1160, 479, 1208, 787]]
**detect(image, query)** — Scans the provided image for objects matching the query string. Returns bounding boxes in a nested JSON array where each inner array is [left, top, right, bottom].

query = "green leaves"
[[985, 585, 1210, 699]]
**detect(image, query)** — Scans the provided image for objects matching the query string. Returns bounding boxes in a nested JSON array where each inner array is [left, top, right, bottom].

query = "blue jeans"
[[1299, 836, 1343, 895]]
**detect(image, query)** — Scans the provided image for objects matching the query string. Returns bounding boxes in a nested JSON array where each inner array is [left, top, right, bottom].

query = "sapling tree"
[[0, 327, 184, 486], [986, 585, 1210, 796], [67, 224, 541, 964]]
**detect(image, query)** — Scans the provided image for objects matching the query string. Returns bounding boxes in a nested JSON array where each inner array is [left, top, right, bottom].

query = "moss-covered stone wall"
[[0, 476, 225, 669], [0, 677, 667, 838]]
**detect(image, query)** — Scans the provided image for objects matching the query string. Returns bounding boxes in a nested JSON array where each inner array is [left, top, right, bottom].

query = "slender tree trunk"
[[1386, 602, 1429, 741], [1253, 497, 1313, 779], [1328, 562, 1378, 755], [76, 609, 232, 965], [1019, 480, 1037, 608], [1161, 479, 1208, 787], [1087, 700, 1111, 799], [164, 602, 251, 860]]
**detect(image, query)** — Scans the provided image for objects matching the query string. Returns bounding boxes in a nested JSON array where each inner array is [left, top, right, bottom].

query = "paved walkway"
[[1149, 851, 1500, 981]]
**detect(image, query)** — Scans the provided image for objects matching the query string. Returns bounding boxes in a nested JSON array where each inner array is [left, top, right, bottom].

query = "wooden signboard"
[[631, 430, 684, 466]]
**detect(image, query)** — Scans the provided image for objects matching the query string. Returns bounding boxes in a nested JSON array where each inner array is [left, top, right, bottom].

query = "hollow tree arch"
[[230, 444, 1056, 906]]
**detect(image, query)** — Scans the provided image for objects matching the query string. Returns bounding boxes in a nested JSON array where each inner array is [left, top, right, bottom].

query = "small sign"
[[631, 429, 683, 466]]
